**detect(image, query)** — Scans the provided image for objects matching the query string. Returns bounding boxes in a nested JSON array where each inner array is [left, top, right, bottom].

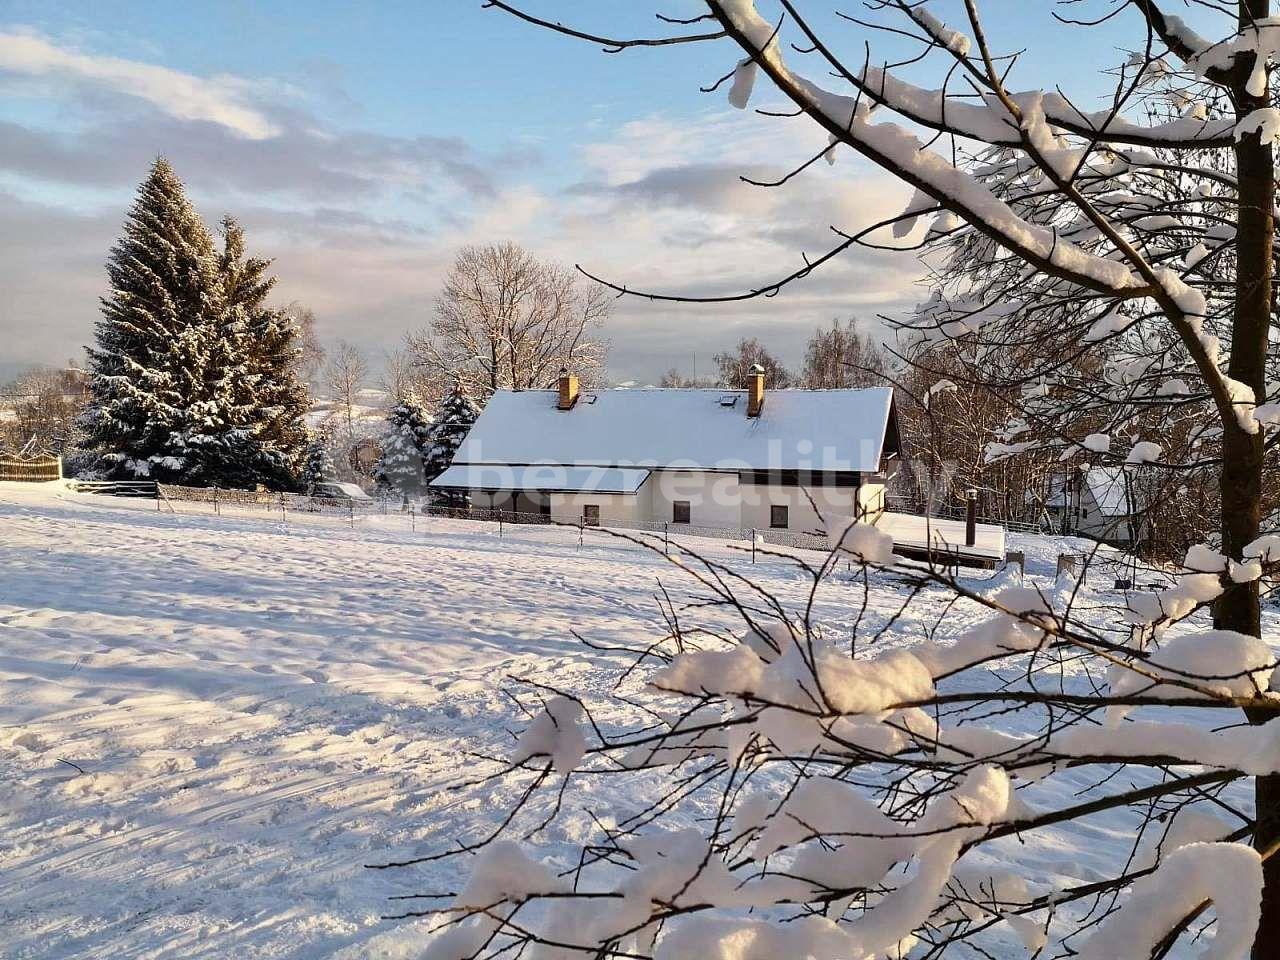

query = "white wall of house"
[[859, 482, 886, 518], [646, 470, 743, 529], [549, 492, 642, 526], [1076, 488, 1135, 543], [739, 482, 862, 534], [462, 472, 882, 534]]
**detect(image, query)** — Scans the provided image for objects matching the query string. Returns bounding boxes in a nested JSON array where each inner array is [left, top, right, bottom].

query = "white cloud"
[[0, 30, 279, 139], [0, 86, 927, 382]]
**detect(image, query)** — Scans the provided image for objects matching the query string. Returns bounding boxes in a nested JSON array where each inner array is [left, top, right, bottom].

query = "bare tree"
[[375, 1, 1280, 955], [280, 302, 326, 388], [713, 337, 792, 388], [409, 242, 609, 401], [800, 317, 886, 389], [0, 365, 88, 454], [324, 340, 368, 443], [659, 367, 715, 387], [380, 347, 426, 404]]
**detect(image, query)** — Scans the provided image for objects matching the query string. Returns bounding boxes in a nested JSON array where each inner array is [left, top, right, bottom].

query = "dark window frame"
[[582, 504, 601, 527], [770, 504, 789, 529], [672, 500, 691, 524]]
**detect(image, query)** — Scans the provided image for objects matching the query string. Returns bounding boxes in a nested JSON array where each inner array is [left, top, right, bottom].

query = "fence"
[[147, 484, 837, 555], [69, 479, 157, 498], [0, 455, 62, 482], [54, 481, 1039, 569]]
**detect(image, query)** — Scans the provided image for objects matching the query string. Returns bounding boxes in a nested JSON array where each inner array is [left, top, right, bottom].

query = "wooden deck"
[[875, 511, 1007, 568]]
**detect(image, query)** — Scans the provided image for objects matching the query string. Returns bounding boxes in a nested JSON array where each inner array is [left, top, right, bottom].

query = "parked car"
[[312, 481, 373, 504]]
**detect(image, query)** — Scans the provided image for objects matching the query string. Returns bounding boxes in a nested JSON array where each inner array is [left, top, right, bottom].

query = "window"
[[770, 504, 789, 529], [582, 504, 600, 527], [672, 501, 691, 524]]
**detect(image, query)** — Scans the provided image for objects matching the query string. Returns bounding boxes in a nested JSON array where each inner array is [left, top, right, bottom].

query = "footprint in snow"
[[11, 731, 47, 752]]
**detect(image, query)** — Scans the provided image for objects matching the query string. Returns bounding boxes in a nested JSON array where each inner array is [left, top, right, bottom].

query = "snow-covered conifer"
[[299, 430, 337, 494], [425, 385, 478, 497], [82, 161, 309, 489], [214, 217, 310, 489], [373, 396, 433, 501], [82, 158, 224, 482]]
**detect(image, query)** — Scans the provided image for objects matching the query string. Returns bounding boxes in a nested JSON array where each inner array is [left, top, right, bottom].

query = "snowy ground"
[[0, 483, 1267, 958]]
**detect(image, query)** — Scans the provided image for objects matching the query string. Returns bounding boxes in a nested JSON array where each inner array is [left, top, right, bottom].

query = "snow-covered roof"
[[1041, 467, 1141, 517], [315, 481, 373, 501], [1084, 467, 1138, 517], [449, 387, 897, 473], [432, 464, 650, 495]]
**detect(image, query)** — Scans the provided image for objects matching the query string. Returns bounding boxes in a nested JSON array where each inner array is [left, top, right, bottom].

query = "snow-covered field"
[[0, 482, 1265, 958]]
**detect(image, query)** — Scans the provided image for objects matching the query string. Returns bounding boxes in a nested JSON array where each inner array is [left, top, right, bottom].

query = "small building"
[[429, 370, 901, 535], [1045, 466, 1144, 545], [348, 437, 382, 476]]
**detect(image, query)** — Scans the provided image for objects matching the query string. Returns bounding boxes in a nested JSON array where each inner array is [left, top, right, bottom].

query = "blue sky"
[[0, 1, 1230, 383]]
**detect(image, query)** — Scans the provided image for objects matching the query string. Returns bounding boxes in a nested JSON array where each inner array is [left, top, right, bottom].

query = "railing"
[[0, 455, 62, 482], [883, 495, 1045, 535]]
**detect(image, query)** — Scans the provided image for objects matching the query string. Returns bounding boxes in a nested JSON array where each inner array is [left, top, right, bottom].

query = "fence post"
[[281, 492, 287, 523], [751, 528, 757, 564], [213, 485, 220, 516], [578, 521, 584, 551], [664, 521, 669, 554], [499, 513, 504, 538], [1056, 553, 1077, 582], [411, 507, 415, 533], [1005, 550, 1025, 579], [349, 499, 355, 528]]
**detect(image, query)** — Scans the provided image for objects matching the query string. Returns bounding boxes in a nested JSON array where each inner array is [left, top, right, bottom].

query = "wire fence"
[[145, 483, 837, 555]]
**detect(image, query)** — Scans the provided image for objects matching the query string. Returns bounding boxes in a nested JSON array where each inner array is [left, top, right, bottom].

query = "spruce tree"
[[425, 384, 478, 504], [300, 430, 338, 494], [216, 217, 310, 489], [83, 160, 310, 488], [373, 396, 433, 502], [82, 157, 224, 482]]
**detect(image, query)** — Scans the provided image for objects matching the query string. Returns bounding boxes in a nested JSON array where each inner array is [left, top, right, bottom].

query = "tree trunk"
[[1223, 5, 1277, 954]]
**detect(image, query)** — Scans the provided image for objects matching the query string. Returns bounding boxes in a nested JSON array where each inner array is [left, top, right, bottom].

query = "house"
[[429, 369, 901, 535], [1044, 466, 1144, 544], [348, 437, 382, 476]]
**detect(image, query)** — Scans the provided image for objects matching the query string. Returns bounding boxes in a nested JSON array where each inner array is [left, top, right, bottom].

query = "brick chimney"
[[746, 364, 765, 418], [557, 367, 580, 410]]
